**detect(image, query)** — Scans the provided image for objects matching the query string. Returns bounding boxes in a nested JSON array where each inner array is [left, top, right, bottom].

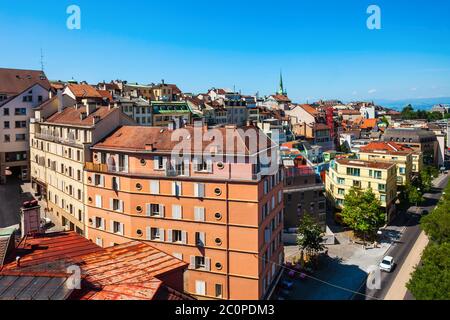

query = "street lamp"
[[416, 188, 421, 208]]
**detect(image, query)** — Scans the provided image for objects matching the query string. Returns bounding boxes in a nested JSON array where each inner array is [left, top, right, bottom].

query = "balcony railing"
[[35, 133, 83, 147]]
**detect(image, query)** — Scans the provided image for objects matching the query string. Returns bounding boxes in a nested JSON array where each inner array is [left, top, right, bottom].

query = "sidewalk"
[[384, 231, 429, 300]]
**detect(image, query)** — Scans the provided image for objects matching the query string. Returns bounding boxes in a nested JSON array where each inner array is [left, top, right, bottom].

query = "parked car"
[[379, 256, 395, 273]]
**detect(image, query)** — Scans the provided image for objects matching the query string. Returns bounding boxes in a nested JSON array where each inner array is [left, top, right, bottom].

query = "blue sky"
[[1, 0, 450, 102]]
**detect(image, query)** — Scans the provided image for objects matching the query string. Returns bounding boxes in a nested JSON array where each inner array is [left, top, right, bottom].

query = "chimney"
[[57, 90, 63, 113], [80, 112, 87, 120]]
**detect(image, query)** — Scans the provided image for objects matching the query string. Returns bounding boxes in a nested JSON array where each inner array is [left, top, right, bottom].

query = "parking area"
[[0, 175, 35, 228]]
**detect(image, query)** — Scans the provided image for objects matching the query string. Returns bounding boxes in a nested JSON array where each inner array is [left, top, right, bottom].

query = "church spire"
[[278, 71, 286, 96]]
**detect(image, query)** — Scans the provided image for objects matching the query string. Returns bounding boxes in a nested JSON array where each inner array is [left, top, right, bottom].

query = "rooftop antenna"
[[40, 48, 45, 72]]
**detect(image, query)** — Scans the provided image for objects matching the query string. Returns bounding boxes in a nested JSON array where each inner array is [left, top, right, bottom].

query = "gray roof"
[[382, 128, 437, 143], [0, 275, 73, 300]]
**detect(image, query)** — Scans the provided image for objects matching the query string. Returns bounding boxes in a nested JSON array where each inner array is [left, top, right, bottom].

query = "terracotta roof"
[[300, 104, 319, 116], [98, 82, 120, 91], [270, 94, 291, 103], [97, 90, 113, 101], [46, 105, 117, 126], [1, 232, 190, 301], [0, 68, 51, 95], [67, 83, 102, 99], [336, 158, 396, 170], [1, 232, 103, 271], [340, 109, 361, 115], [360, 142, 414, 154], [360, 118, 378, 129], [93, 125, 275, 155]]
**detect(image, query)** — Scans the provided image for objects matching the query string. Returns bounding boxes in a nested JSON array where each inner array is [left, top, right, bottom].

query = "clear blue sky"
[[1, 0, 450, 102]]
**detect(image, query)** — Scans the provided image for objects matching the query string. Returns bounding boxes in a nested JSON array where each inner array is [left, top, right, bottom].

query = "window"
[[112, 221, 124, 235], [172, 230, 183, 243], [95, 217, 104, 229], [194, 183, 205, 198], [154, 156, 165, 170], [15, 134, 26, 141], [96, 237, 103, 247], [14, 108, 26, 116], [215, 284, 223, 298], [150, 228, 163, 241], [4, 121, 9, 129], [399, 167, 406, 175], [196, 232, 206, 247], [373, 170, 382, 179], [338, 188, 345, 195], [146, 203, 164, 217], [194, 256, 205, 269], [347, 167, 360, 176], [15, 121, 27, 128], [378, 184, 386, 192], [380, 194, 386, 202], [195, 280, 206, 296], [172, 205, 182, 219], [150, 180, 160, 194], [95, 195, 102, 208], [94, 174, 104, 187], [194, 207, 205, 222], [353, 180, 361, 188], [172, 181, 182, 196], [111, 199, 123, 212], [337, 178, 345, 185], [3, 108, 9, 116]]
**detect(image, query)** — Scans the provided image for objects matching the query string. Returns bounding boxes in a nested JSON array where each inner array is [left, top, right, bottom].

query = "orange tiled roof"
[[270, 94, 291, 103], [93, 125, 275, 155], [67, 83, 102, 99], [360, 118, 378, 129], [360, 141, 414, 153], [97, 90, 113, 101], [300, 104, 319, 116], [46, 106, 116, 126]]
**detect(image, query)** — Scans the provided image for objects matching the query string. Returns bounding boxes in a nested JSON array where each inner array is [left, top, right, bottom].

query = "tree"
[[297, 213, 325, 264], [341, 188, 386, 243], [406, 242, 450, 300], [421, 205, 450, 244], [380, 115, 390, 127], [405, 183, 424, 206]]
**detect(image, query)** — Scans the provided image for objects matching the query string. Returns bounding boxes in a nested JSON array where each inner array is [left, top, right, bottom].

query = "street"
[[0, 176, 35, 228], [359, 172, 450, 300]]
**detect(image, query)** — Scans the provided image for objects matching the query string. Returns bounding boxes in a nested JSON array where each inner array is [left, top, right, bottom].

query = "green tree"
[[380, 115, 390, 127], [341, 188, 386, 243], [297, 213, 325, 264], [401, 105, 417, 120], [421, 203, 450, 244], [406, 243, 450, 300], [405, 183, 425, 206]]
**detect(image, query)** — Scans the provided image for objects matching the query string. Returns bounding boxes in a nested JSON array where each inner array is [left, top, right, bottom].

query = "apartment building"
[[84, 125, 284, 300], [151, 101, 192, 127], [358, 142, 414, 187], [283, 164, 326, 231], [30, 93, 135, 236], [115, 96, 153, 125], [0, 68, 51, 184], [326, 158, 398, 220], [382, 128, 438, 166]]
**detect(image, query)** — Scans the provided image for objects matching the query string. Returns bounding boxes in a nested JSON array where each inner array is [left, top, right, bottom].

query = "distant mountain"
[[373, 97, 450, 111]]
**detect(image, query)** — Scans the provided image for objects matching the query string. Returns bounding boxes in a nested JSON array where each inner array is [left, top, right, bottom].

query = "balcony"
[[35, 132, 83, 147], [85, 162, 129, 174]]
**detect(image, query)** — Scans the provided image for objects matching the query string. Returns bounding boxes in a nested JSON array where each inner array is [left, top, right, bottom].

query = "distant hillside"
[[373, 97, 450, 111]]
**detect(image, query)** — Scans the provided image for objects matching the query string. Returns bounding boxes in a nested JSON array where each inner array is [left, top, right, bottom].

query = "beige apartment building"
[[358, 142, 414, 187], [326, 158, 398, 221], [83, 125, 284, 300], [30, 92, 135, 236]]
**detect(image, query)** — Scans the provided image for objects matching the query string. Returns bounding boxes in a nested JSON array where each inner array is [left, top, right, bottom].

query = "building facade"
[[326, 158, 398, 221], [84, 125, 284, 300]]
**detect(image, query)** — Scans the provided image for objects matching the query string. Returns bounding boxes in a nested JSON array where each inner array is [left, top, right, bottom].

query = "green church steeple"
[[278, 71, 286, 96]]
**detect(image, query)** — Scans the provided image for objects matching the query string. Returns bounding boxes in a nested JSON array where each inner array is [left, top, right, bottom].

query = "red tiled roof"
[[67, 83, 102, 99], [300, 104, 318, 116], [1, 232, 102, 271], [1, 232, 190, 301], [360, 118, 378, 129], [336, 158, 396, 170], [270, 94, 291, 103], [97, 90, 113, 101], [93, 125, 276, 155], [0, 68, 51, 95], [46, 106, 117, 126], [360, 142, 414, 154]]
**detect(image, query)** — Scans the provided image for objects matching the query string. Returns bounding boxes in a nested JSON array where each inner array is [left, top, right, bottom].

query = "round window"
[[136, 206, 143, 213], [88, 218, 93, 224], [88, 197, 92, 203], [217, 162, 224, 170], [87, 176, 92, 183], [215, 262, 223, 270], [214, 188, 222, 196], [140, 159, 146, 166], [136, 183, 143, 190], [214, 212, 222, 220], [215, 238, 222, 246], [136, 229, 143, 237]]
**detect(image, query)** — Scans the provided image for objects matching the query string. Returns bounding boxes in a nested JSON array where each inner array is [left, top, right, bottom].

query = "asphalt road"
[[361, 172, 450, 300]]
